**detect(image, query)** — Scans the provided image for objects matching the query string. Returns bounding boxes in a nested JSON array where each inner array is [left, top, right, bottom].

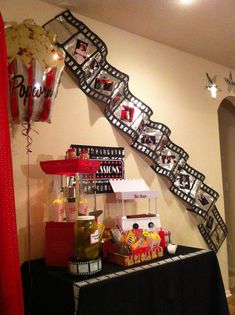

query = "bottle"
[[65, 197, 77, 222], [78, 193, 88, 216], [79, 149, 89, 159], [66, 148, 77, 159], [64, 186, 77, 222], [158, 228, 166, 249]]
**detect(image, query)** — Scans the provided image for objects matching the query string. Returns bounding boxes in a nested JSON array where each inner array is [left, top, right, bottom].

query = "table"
[[21, 246, 229, 315]]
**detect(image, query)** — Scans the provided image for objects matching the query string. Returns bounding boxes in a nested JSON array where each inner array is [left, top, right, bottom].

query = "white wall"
[[0, 0, 230, 290], [218, 99, 235, 277]]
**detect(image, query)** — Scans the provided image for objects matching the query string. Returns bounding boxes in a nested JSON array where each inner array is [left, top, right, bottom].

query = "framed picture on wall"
[[141, 134, 156, 144], [206, 215, 214, 231], [83, 53, 101, 82], [210, 224, 225, 249], [74, 39, 88, 64], [198, 205, 228, 252], [198, 192, 209, 206], [120, 105, 134, 122], [179, 174, 190, 189], [94, 77, 114, 91], [161, 154, 176, 166]]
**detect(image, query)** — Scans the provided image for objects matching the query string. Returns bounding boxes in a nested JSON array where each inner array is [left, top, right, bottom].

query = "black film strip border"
[[71, 144, 125, 159], [198, 206, 228, 252]]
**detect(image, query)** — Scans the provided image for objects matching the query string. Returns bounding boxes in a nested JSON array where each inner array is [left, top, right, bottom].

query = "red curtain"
[[0, 13, 24, 315]]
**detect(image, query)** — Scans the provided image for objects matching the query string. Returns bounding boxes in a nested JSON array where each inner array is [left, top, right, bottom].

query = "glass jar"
[[66, 148, 77, 159], [74, 216, 100, 261]]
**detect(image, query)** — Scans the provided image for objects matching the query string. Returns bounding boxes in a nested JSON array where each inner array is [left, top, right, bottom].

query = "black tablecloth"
[[21, 246, 229, 315]]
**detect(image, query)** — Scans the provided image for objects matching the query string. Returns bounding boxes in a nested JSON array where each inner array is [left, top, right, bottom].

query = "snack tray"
[[106, 246, 163, 266]]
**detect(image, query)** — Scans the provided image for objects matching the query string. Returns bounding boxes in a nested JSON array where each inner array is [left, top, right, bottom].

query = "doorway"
[[218, 97, 235, 289]]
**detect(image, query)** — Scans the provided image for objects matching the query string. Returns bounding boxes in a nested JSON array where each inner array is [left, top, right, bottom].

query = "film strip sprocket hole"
[[44, 10, 228, 251]]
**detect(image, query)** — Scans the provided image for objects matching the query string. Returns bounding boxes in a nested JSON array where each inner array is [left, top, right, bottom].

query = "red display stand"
[[41, 158, 101, 267], [45, 222, 75, 267]]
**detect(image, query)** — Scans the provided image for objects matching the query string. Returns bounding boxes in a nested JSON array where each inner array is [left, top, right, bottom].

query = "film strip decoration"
[[44, 10, 228, 252], [73, 248, 210, 313], [198, 206, 228, 251], [69, 257, 102, 276], [71, 144, 125, 193]]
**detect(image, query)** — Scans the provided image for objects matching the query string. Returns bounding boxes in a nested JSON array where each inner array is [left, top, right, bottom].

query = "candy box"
[[106, 245, 163, 266]]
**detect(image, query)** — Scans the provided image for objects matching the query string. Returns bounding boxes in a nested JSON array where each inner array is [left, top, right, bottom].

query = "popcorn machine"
[[40, 157, 102, 274], [40, 158, 101, 221]]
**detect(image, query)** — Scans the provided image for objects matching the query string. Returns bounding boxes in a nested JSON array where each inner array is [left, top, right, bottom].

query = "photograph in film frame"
[[82, 52, 102, 83], [43, 10, 228, 251], [70, 145, 125, 194]]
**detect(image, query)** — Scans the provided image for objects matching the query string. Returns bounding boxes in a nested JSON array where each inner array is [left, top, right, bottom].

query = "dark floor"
[[228, 287, 235, 315]]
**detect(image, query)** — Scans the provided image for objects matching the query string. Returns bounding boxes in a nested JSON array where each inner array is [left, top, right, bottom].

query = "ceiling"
[[42, 0, 235, 69]]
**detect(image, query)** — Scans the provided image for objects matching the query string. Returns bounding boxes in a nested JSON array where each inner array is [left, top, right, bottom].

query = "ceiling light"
[[179, 0, 194, 5]]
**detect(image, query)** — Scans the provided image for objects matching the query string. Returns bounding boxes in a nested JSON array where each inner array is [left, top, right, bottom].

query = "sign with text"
[[96, 160, 123, 179], [71, 144, 125, 193]]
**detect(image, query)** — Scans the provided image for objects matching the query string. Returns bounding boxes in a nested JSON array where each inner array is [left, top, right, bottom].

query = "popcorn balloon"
[[5, 19, 65, 123]]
